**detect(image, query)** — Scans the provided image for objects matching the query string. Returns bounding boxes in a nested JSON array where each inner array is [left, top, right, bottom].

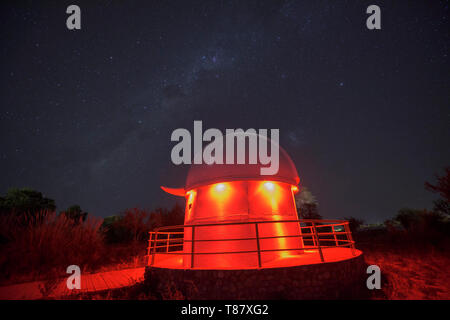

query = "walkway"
[[0, 267, 145, 300]]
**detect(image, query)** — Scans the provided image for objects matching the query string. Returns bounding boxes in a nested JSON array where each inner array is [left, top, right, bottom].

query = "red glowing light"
[[215, 183, 226, 192], [264, 182, 275, 191]]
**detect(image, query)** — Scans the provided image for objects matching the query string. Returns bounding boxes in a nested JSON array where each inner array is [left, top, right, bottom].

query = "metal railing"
[[147, 219, 356, 268]]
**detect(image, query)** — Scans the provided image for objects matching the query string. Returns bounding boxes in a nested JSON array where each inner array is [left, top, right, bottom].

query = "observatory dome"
[[185, 132, 300, 190]]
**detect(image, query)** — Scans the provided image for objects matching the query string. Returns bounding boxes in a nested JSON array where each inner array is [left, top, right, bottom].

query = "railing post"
[[147, 232, 152, 266], [297, 221, 305, 252], [190, 226, 195, 269], [311, 225, 317, 247], [254, 223, 262, 268], [166, 233, 170, 253], [344, 222, 356, 255], [312, 221, 325, 262], [151, 231, 158, 266], [333, 226, 338, 247]]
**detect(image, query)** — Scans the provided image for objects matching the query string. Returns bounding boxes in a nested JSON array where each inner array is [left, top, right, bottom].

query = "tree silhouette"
[[60, 205, 88, 224], [294, 187, 322, 219], [344, 216, 365, 233], [0, 187, 55, 217], [425, 167, 450, 215]]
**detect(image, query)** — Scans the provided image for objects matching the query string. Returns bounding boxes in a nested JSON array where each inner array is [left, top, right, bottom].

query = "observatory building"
[[148, 132, 361, 270]]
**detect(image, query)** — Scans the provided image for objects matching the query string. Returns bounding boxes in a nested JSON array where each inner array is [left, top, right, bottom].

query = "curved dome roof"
[[185, 131, 300, 190]]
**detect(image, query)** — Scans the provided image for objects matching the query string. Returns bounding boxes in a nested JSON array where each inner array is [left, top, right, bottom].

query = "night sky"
[[1, 1, 449, 223]]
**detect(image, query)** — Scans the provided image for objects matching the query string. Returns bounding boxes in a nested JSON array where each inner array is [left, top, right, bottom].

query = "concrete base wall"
[[144, 254, 367, 299]]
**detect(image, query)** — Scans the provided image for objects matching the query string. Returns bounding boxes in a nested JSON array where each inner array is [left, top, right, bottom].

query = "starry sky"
[[0, 1, 449, 223]]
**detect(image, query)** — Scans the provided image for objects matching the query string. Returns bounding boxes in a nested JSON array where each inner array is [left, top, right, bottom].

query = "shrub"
[[394, 208, 424, 231], [391, 208, 449, 238], [386, 208, 450, 244], [102, 204, 184, 245], [0, 210, 104, 284], [0, 188, 56, 217], [344, 216, 365, 233], [60, 205, 88, 224], [103, 208, 152, 244]]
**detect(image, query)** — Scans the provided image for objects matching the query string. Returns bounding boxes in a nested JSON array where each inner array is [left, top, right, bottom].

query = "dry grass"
[[94, 243, 147, 273], [0, 205, 183, 287], [363, 248, 450, 299], [356, 229, 450, 300], [0, 211, 104, 285], [0, 211, 146, 286]]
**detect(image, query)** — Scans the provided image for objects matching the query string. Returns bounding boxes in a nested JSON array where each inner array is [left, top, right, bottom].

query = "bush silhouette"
[[0, 188, 55, 218]]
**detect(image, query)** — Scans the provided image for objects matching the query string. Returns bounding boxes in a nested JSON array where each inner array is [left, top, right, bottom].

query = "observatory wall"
[[182, 180, 303, 268], [144, 253, 366, 299]]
